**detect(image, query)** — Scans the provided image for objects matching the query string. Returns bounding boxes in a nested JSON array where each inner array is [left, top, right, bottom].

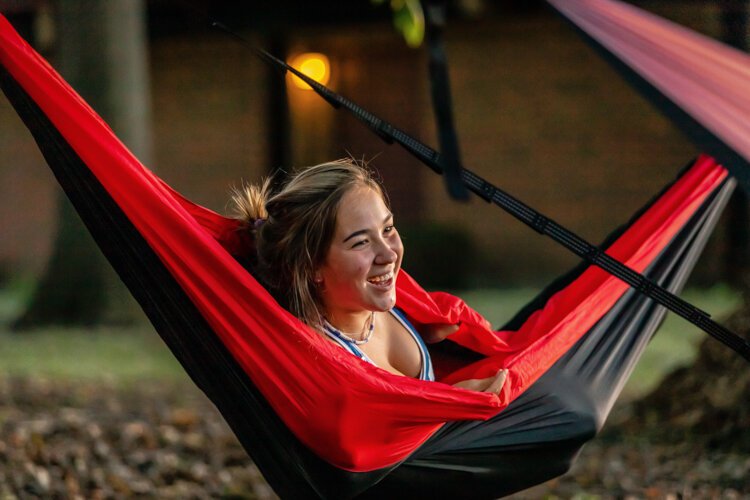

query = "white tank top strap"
[[322, 309, 435, 381], [322, 323, 378, 365], [389, 308, 435, 382]]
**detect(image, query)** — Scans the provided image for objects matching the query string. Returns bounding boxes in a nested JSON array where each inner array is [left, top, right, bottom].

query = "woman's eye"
[[384, 225, 395, 234], [352, 240, 367, 248]]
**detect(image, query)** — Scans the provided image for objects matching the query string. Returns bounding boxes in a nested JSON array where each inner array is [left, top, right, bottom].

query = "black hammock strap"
[[226, 38, 750, 363], [424, 0, 468, 200]]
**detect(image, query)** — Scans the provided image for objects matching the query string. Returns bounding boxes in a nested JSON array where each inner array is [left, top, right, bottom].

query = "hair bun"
[[231, 178, 272, 227]]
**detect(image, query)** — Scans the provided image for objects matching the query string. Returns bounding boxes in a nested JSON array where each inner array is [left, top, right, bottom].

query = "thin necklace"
[[324, 312, 375, 345]]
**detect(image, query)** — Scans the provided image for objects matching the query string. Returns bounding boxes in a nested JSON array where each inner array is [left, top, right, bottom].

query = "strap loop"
[[475, 180, 496, 203], [636, 279, 654, 296], [531, 214, 550, 234], [585, 247, 603, 265]]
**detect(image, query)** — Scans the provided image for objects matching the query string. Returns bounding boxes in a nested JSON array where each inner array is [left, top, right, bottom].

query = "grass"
[[0, 285, 742, 397], [0, 326, 184, 385], [0, 282, 184, 385]]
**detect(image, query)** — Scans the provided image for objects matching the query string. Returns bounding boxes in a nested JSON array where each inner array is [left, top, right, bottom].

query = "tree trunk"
[[14, 0, 152, 329]]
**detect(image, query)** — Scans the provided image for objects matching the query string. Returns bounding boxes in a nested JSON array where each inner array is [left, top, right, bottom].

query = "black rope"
[[424, 0, 468, 200], [208, 24, 750, 363]]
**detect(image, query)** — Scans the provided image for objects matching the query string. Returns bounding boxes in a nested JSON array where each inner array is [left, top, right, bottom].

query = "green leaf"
[[379, 0, 425, 47], [393, 0, 425, 47]]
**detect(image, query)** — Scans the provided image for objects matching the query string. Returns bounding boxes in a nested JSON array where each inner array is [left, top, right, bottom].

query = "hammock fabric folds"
[[548, 0, 750, 191], [0, 12, 736, 499]]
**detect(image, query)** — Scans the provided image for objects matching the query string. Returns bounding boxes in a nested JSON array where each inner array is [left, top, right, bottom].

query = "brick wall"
[[0, 4, 728, 287], [418, 8, 722, 285], [150, 34, 269, 212]]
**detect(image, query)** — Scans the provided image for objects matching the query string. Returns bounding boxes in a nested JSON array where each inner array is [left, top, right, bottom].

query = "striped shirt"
[[323, 308, 435, 381]]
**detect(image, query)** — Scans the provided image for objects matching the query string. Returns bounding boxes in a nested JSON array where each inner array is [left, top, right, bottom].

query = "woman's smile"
[[367, 270, 394, 288]]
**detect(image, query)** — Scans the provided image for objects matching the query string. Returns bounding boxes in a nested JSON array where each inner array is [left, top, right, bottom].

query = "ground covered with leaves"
[[1, 375, 748, 499], [0, 377, 274, 499]]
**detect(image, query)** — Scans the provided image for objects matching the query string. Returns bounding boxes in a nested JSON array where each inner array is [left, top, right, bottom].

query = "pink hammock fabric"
[[549, 0, 750, 184], [0, 12, 730, 472]]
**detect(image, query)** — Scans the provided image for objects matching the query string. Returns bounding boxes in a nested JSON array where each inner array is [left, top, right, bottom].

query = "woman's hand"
[[453, 369, 508, 395], [421, 323, 459, 344]]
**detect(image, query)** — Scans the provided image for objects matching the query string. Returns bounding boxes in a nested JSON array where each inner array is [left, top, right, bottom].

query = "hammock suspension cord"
[[207, 23, 750, 363], [424, 0, 468, 200]]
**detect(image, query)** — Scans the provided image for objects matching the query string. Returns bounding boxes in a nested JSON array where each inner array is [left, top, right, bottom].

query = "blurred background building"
[[0, 0, 732, 297]]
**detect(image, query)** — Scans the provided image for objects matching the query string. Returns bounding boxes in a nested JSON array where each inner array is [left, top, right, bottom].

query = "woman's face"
[[316, 185, 403, 320]]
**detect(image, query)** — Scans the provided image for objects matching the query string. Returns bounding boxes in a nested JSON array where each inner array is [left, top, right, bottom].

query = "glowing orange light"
[[289, 53, 331, 90]]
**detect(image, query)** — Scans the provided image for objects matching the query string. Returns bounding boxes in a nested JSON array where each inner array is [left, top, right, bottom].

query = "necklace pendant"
[[324, 312, 375, 345]]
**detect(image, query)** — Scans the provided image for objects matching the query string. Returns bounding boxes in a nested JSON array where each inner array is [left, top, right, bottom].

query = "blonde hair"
[[231, 159, 385, 327]]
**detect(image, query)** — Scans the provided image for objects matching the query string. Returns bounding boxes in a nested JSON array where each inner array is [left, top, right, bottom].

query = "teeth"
[[367, 272, 393, 284]]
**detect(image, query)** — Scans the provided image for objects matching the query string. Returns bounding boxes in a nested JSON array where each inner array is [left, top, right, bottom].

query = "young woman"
[[232, 158, 507, 394]]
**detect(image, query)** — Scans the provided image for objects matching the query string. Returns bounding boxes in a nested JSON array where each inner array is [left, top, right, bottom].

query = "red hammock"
[[0, 13, 729, 473]]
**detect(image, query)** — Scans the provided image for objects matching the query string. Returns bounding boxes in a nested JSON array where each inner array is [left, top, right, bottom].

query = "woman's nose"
[[375, 239, 398, 264]]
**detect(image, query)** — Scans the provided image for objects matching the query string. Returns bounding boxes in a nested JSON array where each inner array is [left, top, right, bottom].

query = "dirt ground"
[[1, 376, 748, 499]]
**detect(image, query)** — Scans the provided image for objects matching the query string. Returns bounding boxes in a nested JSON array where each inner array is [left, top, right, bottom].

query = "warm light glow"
[[289, 53, 331, 90]]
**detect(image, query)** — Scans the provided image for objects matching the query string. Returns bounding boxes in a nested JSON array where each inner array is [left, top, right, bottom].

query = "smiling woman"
[[231, 159, 507, 391]]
